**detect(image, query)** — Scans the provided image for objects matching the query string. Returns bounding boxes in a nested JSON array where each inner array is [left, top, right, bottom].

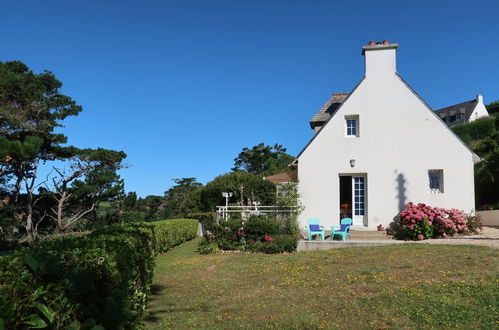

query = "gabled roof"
[[434, 98, 477, 126], [296, 74, 480, 163], [297, 78, 364, 158], [309, 93, 349, 129]]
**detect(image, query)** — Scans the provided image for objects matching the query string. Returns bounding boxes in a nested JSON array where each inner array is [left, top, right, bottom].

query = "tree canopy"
[[0, 60, 126, 242], [232, 143, 294, 175]]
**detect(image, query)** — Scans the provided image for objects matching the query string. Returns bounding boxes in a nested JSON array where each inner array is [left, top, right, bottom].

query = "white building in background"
[[294, 41, 480, 230], [434, 94, 489, 127]]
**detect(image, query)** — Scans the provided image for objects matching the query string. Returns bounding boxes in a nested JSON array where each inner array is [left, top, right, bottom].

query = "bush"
[[398, 202, 435, 240], [198, 238, 220, 254], [252, 234, 299, 254], [395, 202, 480, 240], [0, 223, 156, 329], [151, 219, 199, 254], [200, 215, 299, 253], [120, 210, 146, 223], [244, 215, 281, 241], [452, 116, 495, 145], [432, 208, 468, 237], [465, 214, 483, 234]]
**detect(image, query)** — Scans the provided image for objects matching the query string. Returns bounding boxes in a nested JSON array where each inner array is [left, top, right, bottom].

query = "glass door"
[[352, 176, 366, 226]]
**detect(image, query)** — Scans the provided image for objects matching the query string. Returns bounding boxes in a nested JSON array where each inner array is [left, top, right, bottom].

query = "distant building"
[[434, 95, 489, 127]]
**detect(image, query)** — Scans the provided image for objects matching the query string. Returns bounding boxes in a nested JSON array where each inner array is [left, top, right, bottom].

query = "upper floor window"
[[345, 115, 359, 137], [428, 169, 444, 193]]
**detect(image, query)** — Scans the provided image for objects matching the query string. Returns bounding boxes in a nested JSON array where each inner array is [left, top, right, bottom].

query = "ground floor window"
[[428, 169, 444, 193]]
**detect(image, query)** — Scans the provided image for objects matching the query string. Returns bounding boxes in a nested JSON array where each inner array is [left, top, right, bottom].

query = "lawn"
[[145, 239, 498, 329]]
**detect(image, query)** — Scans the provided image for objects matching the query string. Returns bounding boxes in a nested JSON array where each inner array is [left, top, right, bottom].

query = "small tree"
[[50, 148, 126, 233]]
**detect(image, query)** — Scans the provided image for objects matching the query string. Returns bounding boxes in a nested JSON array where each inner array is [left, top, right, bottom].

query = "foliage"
[[452, 114, 499, 206], [0, 61, 83, 242], [397, 202, 434, 240], [465, 214, 483, 234], [198, 238, 220, 254], [197, 171, 276, 211], [163, 178, 203, 218], [432, 207, 468, 237], [232, 143, 294, 175], [251, 234, 298, 254], [394, 202, 480, 240], [452, 115, 495, 146], [486, 100, 499, 114], [0, 223, 156, 329], [0, 60, 127, 242], [151, 219, 199, 254], [243, 215, 281, 241], [201, 215, 299, 253]]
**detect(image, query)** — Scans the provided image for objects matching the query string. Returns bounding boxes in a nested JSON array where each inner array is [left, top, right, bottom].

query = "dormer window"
[[345, 115, 359, 137]]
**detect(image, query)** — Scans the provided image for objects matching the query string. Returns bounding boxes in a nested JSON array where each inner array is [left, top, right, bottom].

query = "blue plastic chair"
[[307, 218, 325, 240], [331, 218, 352, 241]]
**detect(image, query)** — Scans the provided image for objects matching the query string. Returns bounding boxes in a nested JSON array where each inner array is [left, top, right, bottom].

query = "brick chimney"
[[362, 41, 398, 77]]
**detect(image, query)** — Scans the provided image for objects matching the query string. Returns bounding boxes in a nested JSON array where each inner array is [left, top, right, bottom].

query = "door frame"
[[339, 173, 368, 227]]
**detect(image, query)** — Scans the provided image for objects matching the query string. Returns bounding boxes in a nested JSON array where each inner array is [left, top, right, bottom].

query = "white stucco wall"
[[469, 95, 489, 122], [297, 45, 476, 229]]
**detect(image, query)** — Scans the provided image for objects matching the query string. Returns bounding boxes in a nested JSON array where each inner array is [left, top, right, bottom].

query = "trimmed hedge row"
[[0, 219, 199, 329], [151, 219, 199, 254], [452, 115, 495, 145]]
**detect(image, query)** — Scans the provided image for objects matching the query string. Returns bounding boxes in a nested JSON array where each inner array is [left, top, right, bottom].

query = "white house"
[[295, 41, 480, 230], [434, 94, 489, 127]]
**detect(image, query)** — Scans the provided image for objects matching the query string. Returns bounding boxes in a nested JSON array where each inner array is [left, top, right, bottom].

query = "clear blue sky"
[[1, 0, 498, 197]]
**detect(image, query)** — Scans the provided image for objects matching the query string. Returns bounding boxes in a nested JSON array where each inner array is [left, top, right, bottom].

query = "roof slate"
[[263, 170, 298, 185], [434, 99, 477, 126], [309, 93, 349, 129]]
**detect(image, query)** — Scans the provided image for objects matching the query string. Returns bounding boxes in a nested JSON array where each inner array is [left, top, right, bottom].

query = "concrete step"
[[349, 230, 387, 236], [297, 239, 406, 252], [350, 231, 392, 240]]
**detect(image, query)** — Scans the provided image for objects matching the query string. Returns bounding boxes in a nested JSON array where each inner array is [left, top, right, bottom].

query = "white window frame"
[[428, 169, 444, 193], [345, 115, 359, 137]]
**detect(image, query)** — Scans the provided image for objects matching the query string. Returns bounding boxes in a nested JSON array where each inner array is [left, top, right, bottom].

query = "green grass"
[[145, 239, 499, 329]]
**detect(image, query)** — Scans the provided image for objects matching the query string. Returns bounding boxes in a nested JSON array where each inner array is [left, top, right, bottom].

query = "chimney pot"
[[369, 41, 375, 46], [383, 40, 389, 45]]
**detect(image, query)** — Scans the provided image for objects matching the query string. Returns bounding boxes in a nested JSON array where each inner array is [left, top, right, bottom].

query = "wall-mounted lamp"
[[350, 158, 356, 168]]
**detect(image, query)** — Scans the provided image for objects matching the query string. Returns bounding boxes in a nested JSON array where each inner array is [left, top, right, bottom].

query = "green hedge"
[[452, 116, 495, 146], [0, 223, 156, 329], [0, 219, 199, 329], [151, 219, 199, 254]]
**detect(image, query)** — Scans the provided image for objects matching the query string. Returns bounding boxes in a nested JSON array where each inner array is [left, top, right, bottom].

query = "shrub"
[[200, 215, 299, 253], [203, 217, 244, 250], [395, 203, 477, 240], [432, 208, 468, 237], [252, 234, 299, 254], [0, 223, 156, 329], [244, 215, 281, 241], [151, 219, 199, 254], [398, 202, 435, 240], [198, 238, 220, 254], [465, 214, 483, 234], [120, 210, 146, 223]]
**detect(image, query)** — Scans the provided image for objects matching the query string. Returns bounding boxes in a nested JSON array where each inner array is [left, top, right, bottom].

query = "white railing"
[[216, 205, 298, 220]]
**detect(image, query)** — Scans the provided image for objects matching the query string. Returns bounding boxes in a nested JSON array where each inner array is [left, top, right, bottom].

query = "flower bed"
[[393, 202, 482, 240]]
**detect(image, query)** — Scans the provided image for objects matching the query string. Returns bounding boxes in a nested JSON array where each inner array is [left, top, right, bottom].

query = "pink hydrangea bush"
[[398, 202, 435, 240], [432, 207, 468, 237], [397, 202, 471, 240]]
